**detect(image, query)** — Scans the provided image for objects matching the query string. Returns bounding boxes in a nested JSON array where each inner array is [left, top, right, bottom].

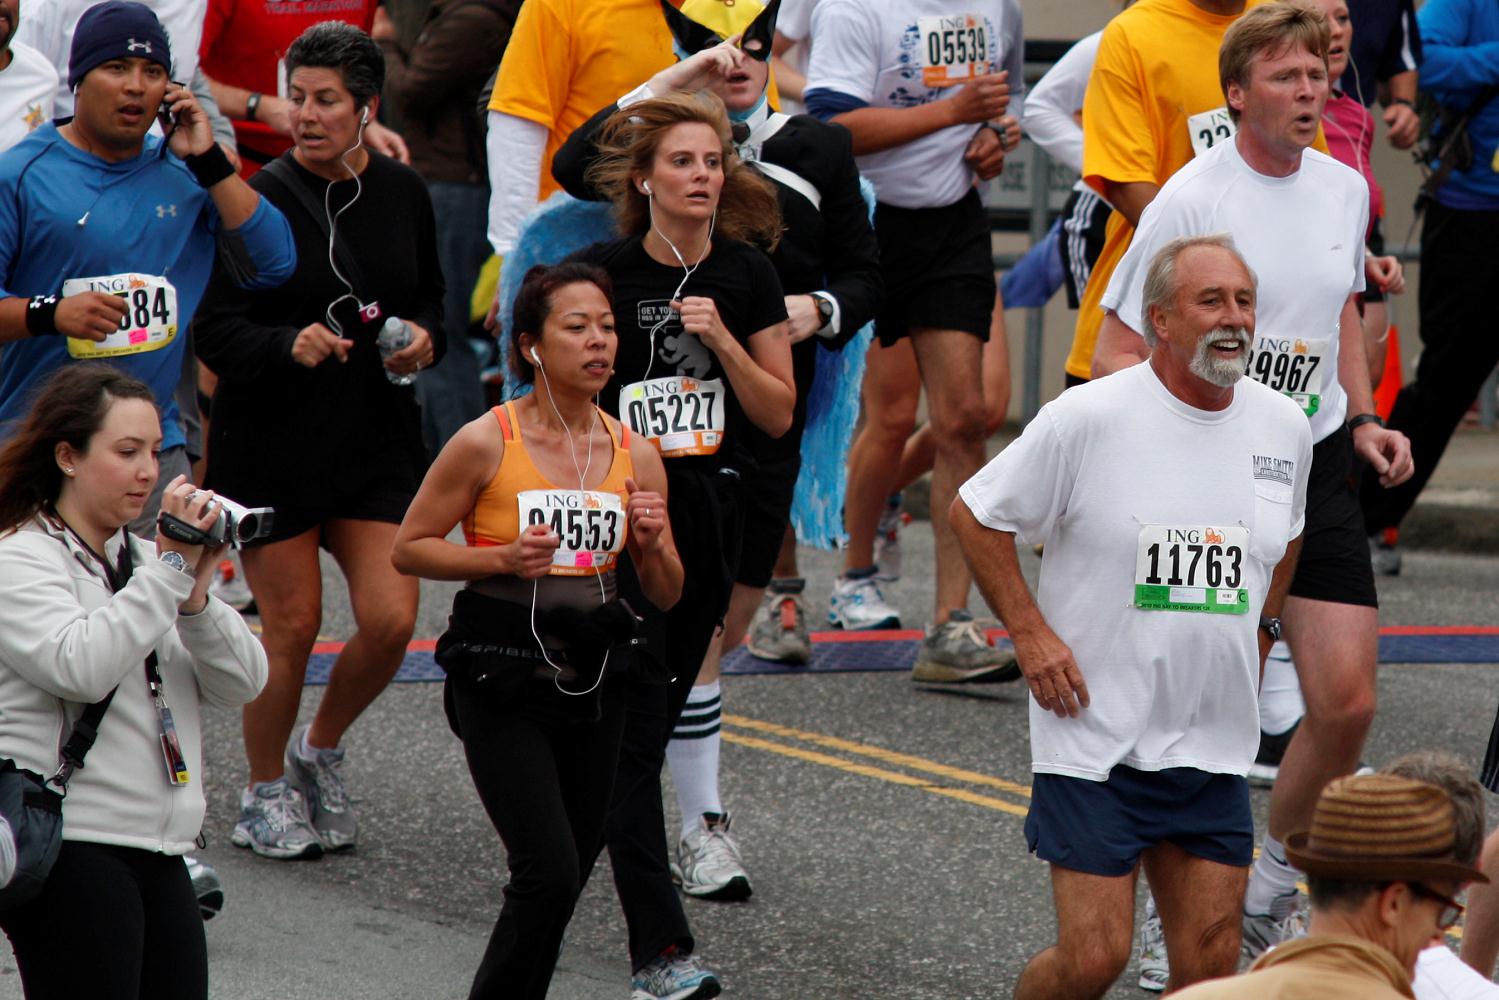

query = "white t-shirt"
[[806, 0, 1024, 208], [959, 363, 1311, 780], [777, 0, 816, 115], [0, 42, 57, 154], [17, 0, 205, 117], [1415, 944, 1499, 1000], [1101, 137, 1369, 444], [1022, 29, 1101, 175]]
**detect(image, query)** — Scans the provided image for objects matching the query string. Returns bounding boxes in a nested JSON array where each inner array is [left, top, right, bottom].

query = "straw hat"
[[1285, 774, 1489, 884]]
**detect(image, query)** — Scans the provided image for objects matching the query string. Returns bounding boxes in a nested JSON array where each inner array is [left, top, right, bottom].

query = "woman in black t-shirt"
[[563, 91, 792, 984]]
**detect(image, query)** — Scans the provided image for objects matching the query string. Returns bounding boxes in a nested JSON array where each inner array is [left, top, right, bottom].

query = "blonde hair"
[[584, 90, 782, 250], [1219, 1, 1331, 122]]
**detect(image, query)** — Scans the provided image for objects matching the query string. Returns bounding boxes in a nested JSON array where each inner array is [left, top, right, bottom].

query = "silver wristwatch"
[[158, 550, 194, 576]]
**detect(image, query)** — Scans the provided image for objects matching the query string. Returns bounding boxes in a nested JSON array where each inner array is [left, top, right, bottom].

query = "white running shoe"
[[671, 812, 752, 901], [1137, 895, 1168, 992], [1241, 891, 1308, 962], [828, 574, 901, 630]]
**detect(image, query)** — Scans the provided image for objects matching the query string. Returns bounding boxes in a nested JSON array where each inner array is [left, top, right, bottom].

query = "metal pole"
[[1482, 365, 1498, 430], [1022, 145, 1052, 423]]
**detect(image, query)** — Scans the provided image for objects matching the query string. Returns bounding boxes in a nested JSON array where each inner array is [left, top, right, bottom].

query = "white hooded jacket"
[[0, 514, 267, 854]]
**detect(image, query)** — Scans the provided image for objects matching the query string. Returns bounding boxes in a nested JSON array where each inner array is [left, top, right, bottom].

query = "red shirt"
[[199, 0, 377, 172]]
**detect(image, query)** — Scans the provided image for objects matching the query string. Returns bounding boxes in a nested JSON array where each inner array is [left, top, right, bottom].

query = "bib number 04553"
[[517, 490, 625, 576], [1134, 524, 1251, 614]]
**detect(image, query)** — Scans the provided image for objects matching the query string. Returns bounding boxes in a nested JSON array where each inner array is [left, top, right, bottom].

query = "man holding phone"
[[0, 0, 295, 531]]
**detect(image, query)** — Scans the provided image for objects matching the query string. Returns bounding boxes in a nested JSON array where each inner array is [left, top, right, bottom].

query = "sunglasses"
[[1407, 883, 1465, 929]]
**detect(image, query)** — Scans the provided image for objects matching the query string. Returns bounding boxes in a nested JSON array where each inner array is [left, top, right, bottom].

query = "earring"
[[63, 468, 74, 475]]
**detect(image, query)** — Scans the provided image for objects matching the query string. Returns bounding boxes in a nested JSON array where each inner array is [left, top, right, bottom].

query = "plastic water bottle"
[[378, 317, 415, 386]]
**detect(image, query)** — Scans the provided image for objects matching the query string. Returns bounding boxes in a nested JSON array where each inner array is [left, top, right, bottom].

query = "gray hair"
[[1383, 751, 1487, 867], [1138, 233, 1255, 346]]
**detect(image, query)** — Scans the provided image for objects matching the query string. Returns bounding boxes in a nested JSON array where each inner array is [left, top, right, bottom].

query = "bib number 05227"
[[1134, 524, 1251, 614], [619, 376, 726, 458]]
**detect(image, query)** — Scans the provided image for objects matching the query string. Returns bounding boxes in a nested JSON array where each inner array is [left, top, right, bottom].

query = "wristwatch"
[[245, 91, 262, 123], [158, 550, 194, 576], [813, 294, 835, 330], [1258, 615, 1283, 642], [1346, 412, 1385, 432]]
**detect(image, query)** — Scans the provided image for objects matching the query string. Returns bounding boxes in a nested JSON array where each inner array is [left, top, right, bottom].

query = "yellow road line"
[[722, 732, 1030, 817], [724, 713, 1032, 799]]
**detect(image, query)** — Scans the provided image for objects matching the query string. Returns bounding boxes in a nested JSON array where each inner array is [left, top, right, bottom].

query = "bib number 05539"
[[517, 490, 625, 576], [1134, 524, 1251, 614]]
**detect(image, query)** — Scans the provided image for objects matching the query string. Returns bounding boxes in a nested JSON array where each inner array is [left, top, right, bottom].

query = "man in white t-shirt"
[[806, 0, 1023, 682], [954, 233, 1311, 999], [0, 0, 56, 153], [1091, 2, 1414, 959]]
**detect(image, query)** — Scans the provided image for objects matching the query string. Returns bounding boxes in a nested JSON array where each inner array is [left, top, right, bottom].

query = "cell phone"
[[157, 82, 187, 134]]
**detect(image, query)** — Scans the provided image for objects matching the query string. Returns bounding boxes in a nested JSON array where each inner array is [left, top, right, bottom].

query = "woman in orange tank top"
[[392, 263, 681, 1000]]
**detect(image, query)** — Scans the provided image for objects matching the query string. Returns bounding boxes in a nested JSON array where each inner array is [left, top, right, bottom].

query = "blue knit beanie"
[[69, 1, 172, 91]]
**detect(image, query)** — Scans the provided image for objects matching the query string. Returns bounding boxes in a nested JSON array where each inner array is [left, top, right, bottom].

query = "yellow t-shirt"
[[487, 0, 675, 202], [1067, 0, 1326, 380]]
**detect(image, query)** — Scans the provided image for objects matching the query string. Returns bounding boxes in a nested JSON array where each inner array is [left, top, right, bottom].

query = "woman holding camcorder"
[[0, 364, 266, 999]]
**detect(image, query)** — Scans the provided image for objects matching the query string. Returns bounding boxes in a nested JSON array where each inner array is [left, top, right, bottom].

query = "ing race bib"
[[1134, 524, 1251, 614], [917, 14, 989, 88], [1247, 336, 1329, 417], [1187, 107, 1236, 157], [619, 376, 725, 458], [61, 273, 178, 359], [517, 490, 625, 576]]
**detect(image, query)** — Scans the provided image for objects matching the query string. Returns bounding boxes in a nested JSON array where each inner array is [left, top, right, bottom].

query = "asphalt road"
[[2, 527, 1491, 1000]]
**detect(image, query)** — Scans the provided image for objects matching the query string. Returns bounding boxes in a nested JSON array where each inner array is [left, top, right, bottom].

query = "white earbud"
[[361, 107, 370, 125], [642, 180, 652, 196], [530, 346, 542, 368]]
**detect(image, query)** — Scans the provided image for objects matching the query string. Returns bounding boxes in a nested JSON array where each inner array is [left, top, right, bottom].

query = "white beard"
[[1189, 327, 1253, 387]]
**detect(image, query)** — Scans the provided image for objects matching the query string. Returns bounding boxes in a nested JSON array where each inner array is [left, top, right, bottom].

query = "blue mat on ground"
[[302, 633, 1499, 684]]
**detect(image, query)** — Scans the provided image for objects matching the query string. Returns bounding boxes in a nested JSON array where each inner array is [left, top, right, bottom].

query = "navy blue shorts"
[[1025, 765, 1253, 877]]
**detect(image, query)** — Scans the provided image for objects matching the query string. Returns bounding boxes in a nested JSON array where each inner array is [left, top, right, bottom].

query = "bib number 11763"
[[1134, 524, 1251, 614]]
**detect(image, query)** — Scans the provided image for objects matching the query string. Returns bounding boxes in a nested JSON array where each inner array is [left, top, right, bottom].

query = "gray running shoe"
[[1137, 895, 1168, 991], [630, 950, 722, 1000], [285, 725, 358, 851], [231, 777, 324, 860], [671, 812, 752, 901], [911, 611, 1021, 684], [746, 585, 811, 665], [1241, 892, 1307, 963], [185, 855, 224, 920], [1369, 533, 1402, 576]]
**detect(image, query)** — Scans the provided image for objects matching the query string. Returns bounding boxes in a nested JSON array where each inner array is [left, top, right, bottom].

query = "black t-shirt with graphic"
[[569, 235, 787, 475]]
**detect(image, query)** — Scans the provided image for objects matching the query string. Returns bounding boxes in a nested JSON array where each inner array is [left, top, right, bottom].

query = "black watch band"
[[1347, 412, 1385, 432], [1258, 615, 1283, 642], [813, 294, 835, 328], [245, 91, 262, 123], [1388, 97, 1415, 109]]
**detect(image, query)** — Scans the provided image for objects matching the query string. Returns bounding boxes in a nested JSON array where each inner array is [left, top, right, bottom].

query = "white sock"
[[667, 681, 723, 837], [1258, 656, 1305, 735], [1245, 833, 1301, 915], [298, 727, 333, 760]]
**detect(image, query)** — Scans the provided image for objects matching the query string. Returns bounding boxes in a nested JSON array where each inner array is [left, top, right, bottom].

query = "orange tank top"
[[464, 402, 634, 577]]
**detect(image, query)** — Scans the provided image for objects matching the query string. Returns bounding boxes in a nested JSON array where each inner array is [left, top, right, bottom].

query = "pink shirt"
[[1322, 90, 1384, 236]]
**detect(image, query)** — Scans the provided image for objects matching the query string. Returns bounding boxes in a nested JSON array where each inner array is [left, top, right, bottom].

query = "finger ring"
[[644, 508, 651, 518]]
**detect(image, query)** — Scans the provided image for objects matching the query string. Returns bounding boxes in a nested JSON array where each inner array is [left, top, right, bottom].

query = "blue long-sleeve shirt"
[[1418, 0, 1499, 209], [0, 124, 296, 446]]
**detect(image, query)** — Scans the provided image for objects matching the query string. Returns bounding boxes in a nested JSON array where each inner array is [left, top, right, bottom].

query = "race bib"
[[1247, 336, 1329, 417], [917, 14, 989, 88], [1187, 107, 1236, 157], [517, 490, 625, 576], [60, 273, 178, 360], [1134, 524, 1251, 614], [619, 376, 725, 458]]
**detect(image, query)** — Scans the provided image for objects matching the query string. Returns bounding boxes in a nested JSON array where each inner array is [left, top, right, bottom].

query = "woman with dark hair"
[[0, 364, 266, 1000], [193, 20, 444, 860], [566, 89, 793, 997], [393, 262, 681, 1000]]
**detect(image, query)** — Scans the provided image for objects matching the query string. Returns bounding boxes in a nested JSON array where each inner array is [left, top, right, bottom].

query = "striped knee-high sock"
[[667, 680, 723, 837]]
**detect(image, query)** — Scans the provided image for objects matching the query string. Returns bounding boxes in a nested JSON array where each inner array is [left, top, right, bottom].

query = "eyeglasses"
[[1408, 883, 1466, 930]]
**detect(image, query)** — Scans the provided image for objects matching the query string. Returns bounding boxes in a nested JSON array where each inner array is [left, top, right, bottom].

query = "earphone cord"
[[642, 193, 716, 382], [528, 360, 610, 697], [324, 114, 370, 338]]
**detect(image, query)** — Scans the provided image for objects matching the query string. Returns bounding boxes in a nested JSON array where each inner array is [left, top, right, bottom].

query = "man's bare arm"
[[1092, 310, 1150, 378], [1101, 180, 1160, 227]]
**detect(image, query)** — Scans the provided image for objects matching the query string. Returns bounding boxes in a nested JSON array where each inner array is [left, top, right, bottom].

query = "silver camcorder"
[[203, 497, 275, 548]]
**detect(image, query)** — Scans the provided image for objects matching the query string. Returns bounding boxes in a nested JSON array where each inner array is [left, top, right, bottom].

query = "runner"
[[0, 0, 56, 154], [0, 0, 295, 535], [392, 262, 682, 1000], [1090, 0, 1414, 964], [193, 21, 443, 860], [956, 234, 1311, 998], [567, 90, 791, 999], [551, 12, 880, 899], [806, 0, 1024, 682]]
